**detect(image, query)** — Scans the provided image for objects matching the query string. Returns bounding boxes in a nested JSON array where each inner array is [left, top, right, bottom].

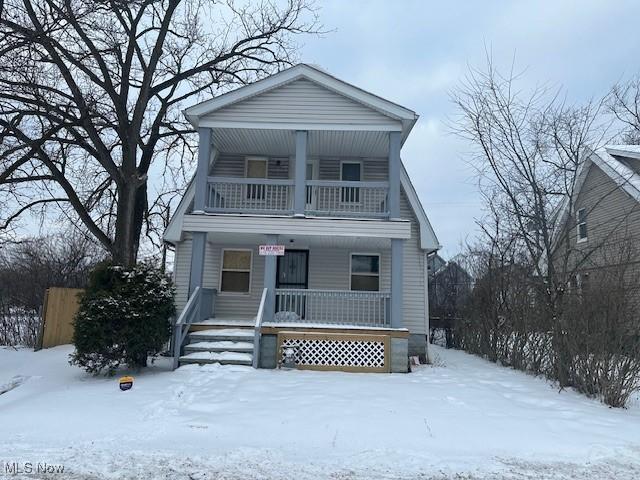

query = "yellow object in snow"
[[119, 376, 134, 391]]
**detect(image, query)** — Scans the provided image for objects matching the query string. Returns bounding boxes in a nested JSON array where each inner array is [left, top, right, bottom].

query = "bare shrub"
[[0, 234, 101, 346]]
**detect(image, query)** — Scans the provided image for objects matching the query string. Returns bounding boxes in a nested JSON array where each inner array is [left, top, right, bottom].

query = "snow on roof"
[[605, 144, 640, 161], [543, 144, 640, 262], [591, 146, 640, 202]]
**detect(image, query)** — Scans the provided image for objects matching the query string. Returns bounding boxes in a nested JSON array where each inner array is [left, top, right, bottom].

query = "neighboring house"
[[164, 64, 440, 373], [428, 258, 473, 321], [427, 253, 447, 276], [553, 145, 640, 288]]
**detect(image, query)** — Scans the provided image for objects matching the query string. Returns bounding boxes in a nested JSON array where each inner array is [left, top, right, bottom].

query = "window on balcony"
[[350, 253, 380, 291], [341, 161, 361, 203], [245, 157, 267, 200]]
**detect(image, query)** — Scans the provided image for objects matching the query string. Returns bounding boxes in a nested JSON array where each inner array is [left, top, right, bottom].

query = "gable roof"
[[183, 64, 419, 143], [164, 163, 441, 252], [550, 144, 640, 251], [578, 146, 640, 204], [401, 164, 440, 251]]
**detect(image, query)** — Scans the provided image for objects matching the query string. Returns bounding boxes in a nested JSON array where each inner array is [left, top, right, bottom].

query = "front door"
[[276, 250, 309, 319]]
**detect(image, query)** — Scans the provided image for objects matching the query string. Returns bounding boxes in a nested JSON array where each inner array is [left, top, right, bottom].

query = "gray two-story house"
[[553, 145, 640, 289], [164, 64, 440, 373]]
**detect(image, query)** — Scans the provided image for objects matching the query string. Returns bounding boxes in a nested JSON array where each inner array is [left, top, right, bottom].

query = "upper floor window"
[[341, 161, 361, 203], [245, 157, 267, 200], [350, 253, 379, 291], [577, 208, 588, 242]]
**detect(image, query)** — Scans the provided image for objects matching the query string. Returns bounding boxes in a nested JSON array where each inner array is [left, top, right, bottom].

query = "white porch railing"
[[306, 180, 389, 218], [273, 288, 391, 327], [172, 286, 201, 370], [206, 176, 295, 214], [252, 287, 268, 369]]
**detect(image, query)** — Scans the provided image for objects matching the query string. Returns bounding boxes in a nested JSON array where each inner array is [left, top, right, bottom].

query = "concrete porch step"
[[184, 340, 254, 353], [179, 351, 253, 366], [191, 316, 255, 328], [188, 328, 255, 342]]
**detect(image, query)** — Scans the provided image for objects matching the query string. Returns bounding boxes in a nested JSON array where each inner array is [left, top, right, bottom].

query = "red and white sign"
[[259, 245, 285, 256]]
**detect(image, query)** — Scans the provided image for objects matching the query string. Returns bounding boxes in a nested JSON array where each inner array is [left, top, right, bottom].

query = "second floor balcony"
[[192, 127, 404, 222], [205, 176, 390, 218]]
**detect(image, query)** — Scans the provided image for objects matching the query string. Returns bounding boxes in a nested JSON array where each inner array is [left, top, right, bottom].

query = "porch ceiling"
[[204, 231, 391, 249], [211, 128, 390, 158]]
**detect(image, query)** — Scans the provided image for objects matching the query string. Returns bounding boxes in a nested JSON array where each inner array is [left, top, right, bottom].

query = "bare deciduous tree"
[[448, 57, 640, 407], [0, 233, 101, 346], [0, 0, 321, 265], [450, 56, 612, 386], [608, 75, 640, 144]]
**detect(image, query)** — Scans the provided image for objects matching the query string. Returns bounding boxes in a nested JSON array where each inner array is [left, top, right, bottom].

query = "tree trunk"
[[113, 179, 147, 267]]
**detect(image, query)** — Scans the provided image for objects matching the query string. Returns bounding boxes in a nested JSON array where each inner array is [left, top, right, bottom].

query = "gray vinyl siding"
[[174, 239, 265, 318], [173, 238, 192, 312], [560, 163, 640, 272], [400, 190, 428, 334], [174, 188, 427, 334], [308, 249, 390, 291], [206, 78, 400, 128], [317, 157, 388, 181], [212, 154, 290, 179], [205, 244, 265, 318], [212, 154, 388, 182]]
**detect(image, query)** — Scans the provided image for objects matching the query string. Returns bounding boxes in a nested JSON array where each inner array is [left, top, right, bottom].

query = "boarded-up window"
[[221, 250, 252, 293], [350, 254, 380, 291]]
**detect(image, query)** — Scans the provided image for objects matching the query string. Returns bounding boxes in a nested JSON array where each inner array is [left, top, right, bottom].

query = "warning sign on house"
[[259, 245, 285, 256]]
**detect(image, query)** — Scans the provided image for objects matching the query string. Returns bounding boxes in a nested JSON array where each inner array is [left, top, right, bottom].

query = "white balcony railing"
[[273, 288, 391, 327], [306, 180, 389, 218], [205, 177, 390, 218], [207, 176, 295, 214]]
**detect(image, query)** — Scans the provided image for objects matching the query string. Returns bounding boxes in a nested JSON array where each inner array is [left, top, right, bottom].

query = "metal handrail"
[[172, 286, 201, 370], [252, 287, 268, 368]]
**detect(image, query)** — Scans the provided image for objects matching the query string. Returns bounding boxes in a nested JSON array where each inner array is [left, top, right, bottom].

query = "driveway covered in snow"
[[1, 345, 639, 479]]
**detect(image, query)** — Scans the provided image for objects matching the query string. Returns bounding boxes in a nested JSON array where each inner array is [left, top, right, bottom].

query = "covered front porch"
[[187, 231, 406, 328], [173, 231, 410, 372]]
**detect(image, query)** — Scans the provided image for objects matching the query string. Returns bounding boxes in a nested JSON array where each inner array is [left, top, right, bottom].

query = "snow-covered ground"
[[1, 345, 639, 479]]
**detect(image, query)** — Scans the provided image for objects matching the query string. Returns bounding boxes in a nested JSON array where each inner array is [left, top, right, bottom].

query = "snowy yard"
[[1, 345, 639, 479]]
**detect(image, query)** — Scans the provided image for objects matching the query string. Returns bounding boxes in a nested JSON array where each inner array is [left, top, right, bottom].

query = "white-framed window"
[[219, 249, 252, 294], [340, 160, 362, 203], [245, 156, 268, 200], [350, 253, 380, 291], [577, 208, 588, 242]]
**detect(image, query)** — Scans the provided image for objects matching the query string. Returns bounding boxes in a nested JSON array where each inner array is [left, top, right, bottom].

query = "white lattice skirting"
[[277, 332, 390, 372]]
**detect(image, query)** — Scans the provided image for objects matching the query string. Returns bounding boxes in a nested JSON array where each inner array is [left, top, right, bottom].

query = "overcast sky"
[[300, 0, 640, 258]]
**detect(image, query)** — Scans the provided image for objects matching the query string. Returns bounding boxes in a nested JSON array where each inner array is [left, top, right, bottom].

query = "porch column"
[[263, 234, 279, 322], [294, 130, 308, 216], [189, 232, 207, 296], [391, 238, 404, 328], [388, 131, 401, 218], [193, 127, 213, 212]]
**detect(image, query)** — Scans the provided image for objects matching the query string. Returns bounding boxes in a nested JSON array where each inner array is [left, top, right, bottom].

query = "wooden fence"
[[36, 287, 84, 349]]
